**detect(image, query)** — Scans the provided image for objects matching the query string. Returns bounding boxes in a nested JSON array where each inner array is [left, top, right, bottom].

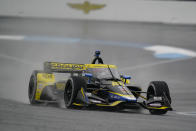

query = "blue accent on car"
[[84, 93, 89, 103], [85, 73, 93, 77], [108, 93, 136, 102], [121, 75, 131, 79], [84, 73, 93, 83]]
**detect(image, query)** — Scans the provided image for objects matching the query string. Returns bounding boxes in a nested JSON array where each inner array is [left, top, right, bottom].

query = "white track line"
[[144, 45, 196, 57], [0, 35, 25, 40], [176, 112, 196, 116], [119, 57, 195, 72]]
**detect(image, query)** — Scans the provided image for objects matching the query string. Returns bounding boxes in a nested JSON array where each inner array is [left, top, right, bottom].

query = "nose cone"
[[122, 95, 137, 102], [109, 92, 137, 102]]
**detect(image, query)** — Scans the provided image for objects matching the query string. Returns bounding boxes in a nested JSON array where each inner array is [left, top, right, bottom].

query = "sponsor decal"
[[153, 96, 162, 101], [149, 103, 162, 107], [90, 99, 101, 103], [50, 62, 85, 70]]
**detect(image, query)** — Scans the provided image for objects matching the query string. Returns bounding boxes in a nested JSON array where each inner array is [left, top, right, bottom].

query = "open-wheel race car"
[[28, 51, 172, 115]]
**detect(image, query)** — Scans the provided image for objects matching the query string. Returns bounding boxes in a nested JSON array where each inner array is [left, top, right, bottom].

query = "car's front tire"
[[147, 81, 171, 115], [64, 76, 86, 108]]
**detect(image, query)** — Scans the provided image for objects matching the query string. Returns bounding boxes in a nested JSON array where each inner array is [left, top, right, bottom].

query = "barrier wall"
[[0, 0, 196, 24]]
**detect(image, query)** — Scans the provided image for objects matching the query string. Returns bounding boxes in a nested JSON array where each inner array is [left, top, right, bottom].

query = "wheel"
[[28, 70, 40, 104], [149, 109, 167, 115], [147, 81, 171, 103], [64, 76, 86, 108], [147, 81, 171, 115]]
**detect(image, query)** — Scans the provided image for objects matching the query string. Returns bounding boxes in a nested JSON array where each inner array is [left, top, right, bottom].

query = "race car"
[[28, 51, 172, 115]]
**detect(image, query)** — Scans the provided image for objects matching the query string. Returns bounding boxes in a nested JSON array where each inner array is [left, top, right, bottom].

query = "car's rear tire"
[[28, 70, 40, 104], [64, 76, 86, 108], [149, 109, 167, 115], [147, 81, 171, 115]]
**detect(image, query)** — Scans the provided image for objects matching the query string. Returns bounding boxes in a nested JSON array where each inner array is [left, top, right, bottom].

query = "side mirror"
[[120, 75, 131, 84], [122, 75, 131, 80], [121, 75, 131, 79]]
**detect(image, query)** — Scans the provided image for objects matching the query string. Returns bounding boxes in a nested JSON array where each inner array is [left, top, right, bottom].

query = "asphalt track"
[[0, 17, 196, 131]]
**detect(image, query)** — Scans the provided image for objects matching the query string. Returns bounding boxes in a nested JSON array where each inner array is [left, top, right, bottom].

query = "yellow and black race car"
[[28, 51, 172, 115]]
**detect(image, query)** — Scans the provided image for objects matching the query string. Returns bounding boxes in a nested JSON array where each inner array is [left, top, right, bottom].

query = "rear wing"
[[44, 62, 86, 73]]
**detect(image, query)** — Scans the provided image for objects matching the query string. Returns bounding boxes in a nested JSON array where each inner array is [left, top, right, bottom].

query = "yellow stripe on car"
[[112, 81, 124, 86], [147, 106, 169, 110], [81, 88, 85, 98], [107, 91, 134, 97], [73, 103, 83, 106], [85, 64, 117, 69]]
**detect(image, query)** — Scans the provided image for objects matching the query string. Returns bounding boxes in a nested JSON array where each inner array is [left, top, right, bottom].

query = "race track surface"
[[0, 17, 196, 131]]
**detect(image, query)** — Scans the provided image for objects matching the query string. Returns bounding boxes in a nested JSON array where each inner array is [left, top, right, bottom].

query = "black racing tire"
[[64, 76, 86, 108], [149, 109, 168, 115], [147, 81, 171, 115], [28, 70, 41, 104], [147, 81, 171, 103]]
